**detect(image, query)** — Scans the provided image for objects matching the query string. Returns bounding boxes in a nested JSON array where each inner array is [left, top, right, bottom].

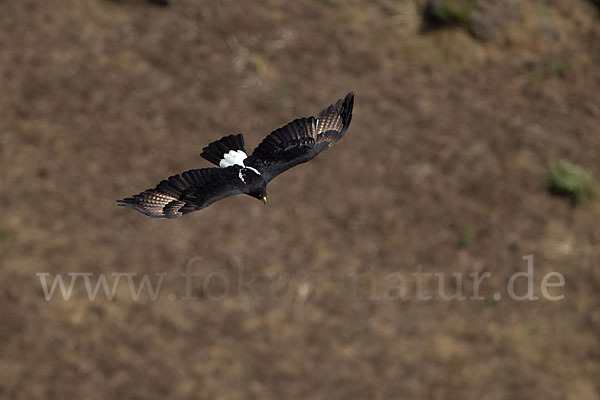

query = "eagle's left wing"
[[117, 167, 247, 218], [245, 92, 354, 182]]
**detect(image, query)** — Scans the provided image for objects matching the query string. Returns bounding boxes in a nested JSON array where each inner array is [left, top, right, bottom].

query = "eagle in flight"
[[117, 92, 354, 218]]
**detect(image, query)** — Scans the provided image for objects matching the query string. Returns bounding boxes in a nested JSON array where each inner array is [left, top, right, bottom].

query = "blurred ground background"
[[1, 0, 600, 399]]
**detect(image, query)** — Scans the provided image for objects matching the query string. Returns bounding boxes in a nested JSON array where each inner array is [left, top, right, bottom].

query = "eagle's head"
[[240, 167, 267, 204], [249, 187, 268, 204]]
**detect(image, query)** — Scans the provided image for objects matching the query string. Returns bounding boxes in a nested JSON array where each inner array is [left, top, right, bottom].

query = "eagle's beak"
[[263, 196, 267, 205]]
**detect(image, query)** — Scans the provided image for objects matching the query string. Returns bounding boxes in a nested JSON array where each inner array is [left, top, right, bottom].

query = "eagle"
[[117, 92, 354, 218]]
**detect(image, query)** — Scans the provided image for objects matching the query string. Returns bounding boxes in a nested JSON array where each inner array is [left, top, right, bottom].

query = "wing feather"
[[245, 92, 354, 182], [117, 167, 247, 218]]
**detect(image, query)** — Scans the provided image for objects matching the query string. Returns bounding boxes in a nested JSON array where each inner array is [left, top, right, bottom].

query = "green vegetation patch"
[[425, 0, 473, 27], [548, 61, 567, 77], [458, 225, 474, 248], [546, 160, 598, 204], [436, 2, 471, 25]]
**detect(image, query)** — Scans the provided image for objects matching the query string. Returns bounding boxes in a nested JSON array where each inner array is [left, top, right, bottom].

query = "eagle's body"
[[117, 92, 354, 218]]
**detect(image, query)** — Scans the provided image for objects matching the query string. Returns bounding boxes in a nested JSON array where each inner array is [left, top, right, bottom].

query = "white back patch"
[[245, 166, 260, 175], [219, 150, 247, 168], [238, 166, 261, 184]]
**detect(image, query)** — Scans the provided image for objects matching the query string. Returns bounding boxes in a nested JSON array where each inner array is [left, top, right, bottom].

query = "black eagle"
[[117, 92, 354, 218]]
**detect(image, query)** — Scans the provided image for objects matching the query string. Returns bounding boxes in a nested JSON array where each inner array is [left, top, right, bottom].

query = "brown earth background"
[[1, 0, 600, 399]]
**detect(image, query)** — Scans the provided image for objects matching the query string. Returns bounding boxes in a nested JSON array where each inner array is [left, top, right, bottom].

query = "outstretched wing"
[[117, 167, 247, 218], [245, 92, 354, 182]]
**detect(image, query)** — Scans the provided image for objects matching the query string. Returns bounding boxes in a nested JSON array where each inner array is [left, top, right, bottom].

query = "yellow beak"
[[263, 196, 267, 205]]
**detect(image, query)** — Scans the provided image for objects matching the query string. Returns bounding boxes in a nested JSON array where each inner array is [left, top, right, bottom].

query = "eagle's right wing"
[[117, 167, 247, 218], [245, 92, 354, 182]]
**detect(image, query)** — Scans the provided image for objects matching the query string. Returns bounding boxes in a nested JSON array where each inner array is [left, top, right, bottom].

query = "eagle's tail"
[[201, 133, 246, 166]]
